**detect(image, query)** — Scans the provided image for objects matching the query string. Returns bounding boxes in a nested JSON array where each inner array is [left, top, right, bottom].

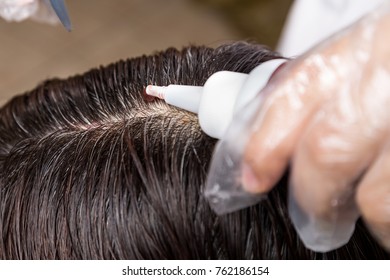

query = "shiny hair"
[[0, 42, 387, 259]]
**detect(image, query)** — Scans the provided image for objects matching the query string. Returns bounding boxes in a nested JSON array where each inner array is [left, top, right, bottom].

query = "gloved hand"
[[0, 0, 56, 23], [242, 6, 390, 252], [0, 0, 70, 30]]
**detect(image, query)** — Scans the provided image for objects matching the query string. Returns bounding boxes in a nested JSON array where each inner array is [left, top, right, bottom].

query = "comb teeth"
[[145, 85, 166, 99]]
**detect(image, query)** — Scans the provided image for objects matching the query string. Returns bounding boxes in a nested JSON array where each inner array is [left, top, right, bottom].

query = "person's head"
[[0, 42, 387, 259]]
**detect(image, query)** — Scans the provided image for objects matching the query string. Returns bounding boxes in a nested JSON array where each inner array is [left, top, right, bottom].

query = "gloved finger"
[[288, 84, 390, 252], [241, 55, 339, 194], [357, 141, 390, 251]]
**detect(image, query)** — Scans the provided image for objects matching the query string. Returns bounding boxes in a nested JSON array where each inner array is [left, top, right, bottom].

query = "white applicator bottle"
[[145, 59, 287, 139]]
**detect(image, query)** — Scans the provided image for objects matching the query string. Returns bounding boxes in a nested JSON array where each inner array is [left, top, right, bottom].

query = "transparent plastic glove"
[[0, 0, 58, 25], [246, 6, 390, 252], [207, 4, 390, 252]]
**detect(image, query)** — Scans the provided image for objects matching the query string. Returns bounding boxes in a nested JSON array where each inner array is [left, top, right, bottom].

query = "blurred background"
[[0, 0, 293, 106]]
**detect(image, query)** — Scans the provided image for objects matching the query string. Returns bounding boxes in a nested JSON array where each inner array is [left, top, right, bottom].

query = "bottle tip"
[[145, 85, 166, 99]]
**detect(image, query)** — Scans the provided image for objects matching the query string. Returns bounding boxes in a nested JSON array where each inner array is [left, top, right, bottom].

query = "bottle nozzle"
[[145, 84, 203, 114], [145, 85, 167, 99]]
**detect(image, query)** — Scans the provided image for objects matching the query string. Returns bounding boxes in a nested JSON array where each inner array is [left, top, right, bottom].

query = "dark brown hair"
[[0, 42, 388, 259]]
